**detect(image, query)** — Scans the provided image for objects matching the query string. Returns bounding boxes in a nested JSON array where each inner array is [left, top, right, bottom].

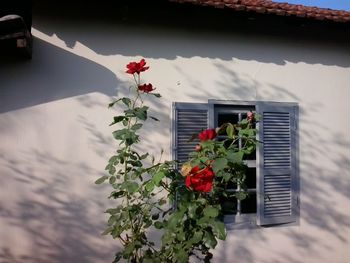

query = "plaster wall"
[[1, 12, 350, 263]]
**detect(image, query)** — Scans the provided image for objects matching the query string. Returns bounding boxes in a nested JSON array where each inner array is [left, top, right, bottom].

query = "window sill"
[[224, 214, 259, 230]]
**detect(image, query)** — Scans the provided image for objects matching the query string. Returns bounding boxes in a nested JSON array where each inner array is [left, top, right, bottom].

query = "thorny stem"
[[124, 76, 141, 261]]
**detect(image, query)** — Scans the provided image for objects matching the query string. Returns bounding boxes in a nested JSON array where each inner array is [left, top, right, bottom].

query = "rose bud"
[[247, 111, 254, 122], [181, 163, 192, 177], [195, 145, 202, 151]]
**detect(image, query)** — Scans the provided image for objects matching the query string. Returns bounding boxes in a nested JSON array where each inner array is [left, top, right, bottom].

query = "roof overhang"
[[170, 0, 350, 23]]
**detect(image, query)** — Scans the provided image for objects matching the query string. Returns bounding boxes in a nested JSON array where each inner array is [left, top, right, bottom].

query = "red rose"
[[138, 83, 156, 93], [126, 59, 149, 75], [198, 129, 216, 141], [185, 166, 215, 193]]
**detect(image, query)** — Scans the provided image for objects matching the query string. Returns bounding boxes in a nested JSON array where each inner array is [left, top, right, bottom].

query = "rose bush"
[[96, 59, 259, 263]]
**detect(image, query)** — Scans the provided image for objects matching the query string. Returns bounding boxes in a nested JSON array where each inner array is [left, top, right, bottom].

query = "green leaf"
[[108, 215, 117, 225], [167, 210, 185, 229], [175, 249, 188, 262], [151, 93, 161, 98], [109, 176, 116, 184], [145, 181, 155, 192], [199, 156, 210, 164], [152, 171, 165, 186], [212, 221, 226, 240], [235, 191, 248, 200], [227, 150, 244, 163], [243, 144, 255, 155], [226, 123, 234, 138], [212, 158, 228, 173], [95, 175, 108, 184], [239, 128, 255, 138], [121, 182, 139, 193], [105, 208, 120, 214], [109, 191, 125, 199], [134, 106, 148, 121], [113, 252, 123, 263], [191, 231, 203, 244], [177, 230, 186, 241], [150, 116, 159, 121], [108, 98, 122, 108], [223, 172, 233, 182], [131, 123, 143, 130], [140, 153, 149, 160], [240, 119, 248, 126], [101, 226, 113, 235], [203, 206, 219, 218], [109, 166, 116, 175], [204, 231, 218, 249], [128, 182, 139, 193], [108, 155, 119, 164], [188, 203, 199, 219], [109, 116, 125, 126], [113, 129, 139, 146], [122, 97, 131, 107], [112, 129, 126, 140]]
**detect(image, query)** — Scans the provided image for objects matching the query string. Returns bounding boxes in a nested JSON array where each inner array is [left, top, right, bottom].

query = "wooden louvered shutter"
[[172, 102, 209, 167], [257, 102, 299, 226]]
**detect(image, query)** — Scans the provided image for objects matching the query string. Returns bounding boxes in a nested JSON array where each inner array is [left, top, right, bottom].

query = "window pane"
[[226, 181, 238, 189], [244, 168, 256, 189], [218, 113, 239, 126], [241, 193, 257, 214], [220, 195, 237, 215], [244, 151, 256, 160]]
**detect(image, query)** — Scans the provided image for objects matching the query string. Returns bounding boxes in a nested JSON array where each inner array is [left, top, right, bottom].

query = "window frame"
[[210, 100, 260, 229]]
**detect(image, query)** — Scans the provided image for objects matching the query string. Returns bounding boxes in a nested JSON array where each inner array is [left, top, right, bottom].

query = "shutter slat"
[[263, 109, 292, 171], [257, 102, 298, 226], [173, 103, 208, 167]]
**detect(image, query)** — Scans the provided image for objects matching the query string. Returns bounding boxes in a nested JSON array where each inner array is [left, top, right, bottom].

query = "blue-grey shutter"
[[257, 102, 299, 226], [172, 102, 209, 167]]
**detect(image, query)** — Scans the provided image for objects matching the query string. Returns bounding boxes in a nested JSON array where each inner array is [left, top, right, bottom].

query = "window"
[[172, 100, 299, 228]]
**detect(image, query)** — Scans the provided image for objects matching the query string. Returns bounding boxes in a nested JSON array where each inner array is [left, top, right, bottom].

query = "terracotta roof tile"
[[169, 0, 350, 23]]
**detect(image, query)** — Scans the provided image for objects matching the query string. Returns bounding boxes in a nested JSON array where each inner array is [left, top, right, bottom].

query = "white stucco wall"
[[1, 10, 350, 263]]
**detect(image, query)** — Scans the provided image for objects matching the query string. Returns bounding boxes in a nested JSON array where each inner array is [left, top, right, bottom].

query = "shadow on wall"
[[31, 2, 350, 68], [0, 149, 120, 263], [0, 37, 118, 113], [0, 37, 122, 262]]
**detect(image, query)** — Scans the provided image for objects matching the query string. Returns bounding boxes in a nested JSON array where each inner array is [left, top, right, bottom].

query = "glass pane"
[[220, 195, 237, 215], [241, 193, 257, 214], [245, 150, 256, 160], [244, 168, 256, 189], [226, 180, 238, 189], [218, 113, 239, 126]]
